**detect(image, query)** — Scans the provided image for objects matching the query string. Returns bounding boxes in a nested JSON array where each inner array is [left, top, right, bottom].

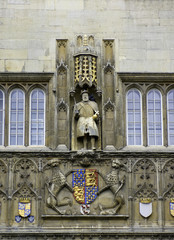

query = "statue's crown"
[[81, 89, 88, 95]]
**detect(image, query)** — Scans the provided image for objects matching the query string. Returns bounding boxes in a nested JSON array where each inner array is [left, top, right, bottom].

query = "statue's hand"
[[93, 111, 99, 120]]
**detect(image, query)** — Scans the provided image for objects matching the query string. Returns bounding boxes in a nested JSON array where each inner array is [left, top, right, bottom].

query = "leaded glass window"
[[126, 89, 142, 145], [30, 89, 45, 145], [147, 89, 163, 145], [167, 89, 174, 145], [9, 89, 25, 145], [0, 90, 4, 145]]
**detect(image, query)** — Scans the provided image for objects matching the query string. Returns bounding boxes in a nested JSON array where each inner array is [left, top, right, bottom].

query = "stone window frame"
[[119, 73, 174, 147], [0, 73, 53, 147]]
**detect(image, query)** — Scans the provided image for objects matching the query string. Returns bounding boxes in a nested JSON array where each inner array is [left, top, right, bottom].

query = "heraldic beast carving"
[[45, 159, 73, 215], [97, 159, 126, 215]]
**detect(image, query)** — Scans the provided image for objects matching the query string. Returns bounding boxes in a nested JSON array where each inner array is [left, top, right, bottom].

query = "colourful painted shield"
[[139, 198, 152, 218], [72, 169, 98, 204], [18, 200, 31, 218], [170, 198, 174, 217]]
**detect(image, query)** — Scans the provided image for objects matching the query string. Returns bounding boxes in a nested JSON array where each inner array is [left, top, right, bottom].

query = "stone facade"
[[0, 0, 174, 239]]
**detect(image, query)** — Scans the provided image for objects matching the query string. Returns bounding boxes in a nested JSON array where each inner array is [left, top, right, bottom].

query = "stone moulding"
[[41, 214, 129, 219], [0, 72, 54, 82]]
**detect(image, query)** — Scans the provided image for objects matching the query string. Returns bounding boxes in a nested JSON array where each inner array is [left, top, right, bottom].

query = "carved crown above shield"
[[74, 35, 97, 88]]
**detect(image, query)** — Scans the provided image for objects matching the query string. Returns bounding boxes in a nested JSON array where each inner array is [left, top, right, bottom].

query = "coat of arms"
[[170, 198, 174, 217], [139, 198, 152, 218], [72, 169, 98, 205], [18, 198, 31, 218]]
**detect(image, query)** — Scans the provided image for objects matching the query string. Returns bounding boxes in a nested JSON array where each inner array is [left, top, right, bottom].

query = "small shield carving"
[[18, 199, 31, 218], [139, 198, 152, 218], [170, 198, 174, 217]]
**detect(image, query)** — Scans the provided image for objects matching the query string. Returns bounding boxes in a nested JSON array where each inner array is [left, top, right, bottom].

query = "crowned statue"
[[74, 89, 99, 150]]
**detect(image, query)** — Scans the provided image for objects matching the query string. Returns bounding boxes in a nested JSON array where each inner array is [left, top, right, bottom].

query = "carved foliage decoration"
[[13, 183, 37, 199], [163, 159, 174, 199], [133, 159, 157, 190], [134, 183, 157, 200], [0, 159, 7, 198], [104, 40, 114, 48], [13, 159, 38, 192]]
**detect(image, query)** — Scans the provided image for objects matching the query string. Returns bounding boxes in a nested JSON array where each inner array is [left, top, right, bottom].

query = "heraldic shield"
[[139, 198, 152, 218], [18, 199, 31, 217], [72, 169, 98, 204], [170, 198, 174, 217]]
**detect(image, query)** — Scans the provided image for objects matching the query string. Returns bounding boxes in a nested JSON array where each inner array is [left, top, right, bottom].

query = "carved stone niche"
[[71, 35, 102, 151], [71, 86, 102, 151]]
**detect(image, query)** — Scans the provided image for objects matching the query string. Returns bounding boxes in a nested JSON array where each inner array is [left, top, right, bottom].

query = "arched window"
[[30, 89, 45, 145], [126, 89, 142, 145], [147, 89, 163, 145], [0, 90, 5, 145], [9, 89, 25, 145], [167, 89, 174, 145]]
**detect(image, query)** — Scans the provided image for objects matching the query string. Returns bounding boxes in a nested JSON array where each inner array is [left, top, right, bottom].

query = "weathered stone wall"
[[0, 151, 173, 239], [0, 0, 174, 73]]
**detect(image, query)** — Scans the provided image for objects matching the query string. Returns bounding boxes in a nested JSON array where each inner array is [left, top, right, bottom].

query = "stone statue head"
[[112, 159, 121, 168], [81, 89, 89, 102]]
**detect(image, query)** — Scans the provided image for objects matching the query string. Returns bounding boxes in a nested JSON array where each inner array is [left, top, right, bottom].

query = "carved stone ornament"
[[57, 40, 67, 48], [56, 59, 68, 71], [103, 60, 115, 74], [104, 40, 114, 48], [97, 159, 126, 215], [45, 159, 73, 215], [139, 198, 152, 218], [134, 183, 157, 201], [57, 98, 67, 112], [104, 98, 115, 112], [74, 35, 97, 88]]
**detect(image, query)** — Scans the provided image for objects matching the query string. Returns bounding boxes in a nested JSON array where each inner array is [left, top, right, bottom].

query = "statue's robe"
[[76, 100, 99, 138]]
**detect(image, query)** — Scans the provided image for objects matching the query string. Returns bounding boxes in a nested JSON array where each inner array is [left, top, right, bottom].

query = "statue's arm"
[[74, 103, 80, 120], [92, 102, 99, 121]]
